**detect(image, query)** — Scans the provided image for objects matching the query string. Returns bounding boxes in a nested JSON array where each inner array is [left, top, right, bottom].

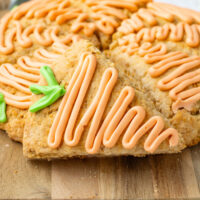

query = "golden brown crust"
[[23, 40, 185, 159], [0, 0, 199, 159]]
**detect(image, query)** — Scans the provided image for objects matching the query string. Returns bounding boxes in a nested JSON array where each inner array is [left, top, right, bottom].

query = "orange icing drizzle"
[[0, 30, 78, 109], [48, 52, 97, 148], [118, 38, 200, 112], [118, 3, 200, 41], [0, 0, 150, 54], [71, 13, 96, 37], [33, 48, 62, 63], [118, 8, 158, 34], [86, 0, 132, 35], [0, 0, 80, 55], [86, 0, 149, 12], [118, 13, 145, 35], [119, 1, 200, 28], [32, 35, 79, 61], [0, 63, 36, 109], [9, 22, 80, 54], [147, 2, 200, 24], [0, 0, 199, 55], [50, 28, 80, 44], [119, 23, 200, 48], [12, 0, 69, 20], [0, 13, 15, 54], [48, 52, 179, 153], [52, 42, 69, 54], [0, 53, 51, 109]]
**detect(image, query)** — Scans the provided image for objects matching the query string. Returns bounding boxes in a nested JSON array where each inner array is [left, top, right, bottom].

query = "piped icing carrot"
[[48, 52, 179, 153], [0, 93, 7, 123], [118, 37, 200, 112], [30, 66, 65, 113]]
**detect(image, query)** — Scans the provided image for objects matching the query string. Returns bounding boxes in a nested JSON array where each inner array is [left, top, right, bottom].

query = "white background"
[[155, 0, 200, 11]]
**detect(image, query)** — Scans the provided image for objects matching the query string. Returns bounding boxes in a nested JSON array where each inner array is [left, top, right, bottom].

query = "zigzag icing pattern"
[[0, 13, 80, 54], [0, 0, 150, 55], [119, 1, 200, 35], [48, 53, 179, 153], [119, 22, 200, 48], [118, 37, 200, 112]]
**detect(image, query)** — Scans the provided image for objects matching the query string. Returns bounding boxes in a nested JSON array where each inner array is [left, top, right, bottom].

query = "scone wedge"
[[23, 40, 184, 159]]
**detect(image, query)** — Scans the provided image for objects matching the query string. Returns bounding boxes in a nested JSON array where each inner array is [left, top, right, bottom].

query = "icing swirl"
[[119, 1, 200, 35], [48, 52, 179, 153], [0, 54, 50, 109], [118, 38, 200, 112], [118, 3, 200, 48], [147, 2, 200, 24], [0, 0, 150, 55], [0, 13, 15, 54], [86, 0, 132, 35], [33, 48, 62, 63]]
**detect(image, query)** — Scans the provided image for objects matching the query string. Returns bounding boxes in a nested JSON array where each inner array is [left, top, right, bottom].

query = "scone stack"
[[0, 0, 199, 159]]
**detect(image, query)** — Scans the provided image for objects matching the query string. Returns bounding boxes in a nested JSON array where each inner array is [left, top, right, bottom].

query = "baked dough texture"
[[0, 0, 199, 158], [23, 40, 184, 158]]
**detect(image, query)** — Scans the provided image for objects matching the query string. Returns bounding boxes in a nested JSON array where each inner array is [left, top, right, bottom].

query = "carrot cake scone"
[[23, 40, 183, 158], [0, 0, 199, 158]]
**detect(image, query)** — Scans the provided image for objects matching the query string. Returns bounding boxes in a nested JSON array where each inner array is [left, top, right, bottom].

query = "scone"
[[107, 1, 200, 147], [0, 0, 151, 142], [23, 40, 184, 159]]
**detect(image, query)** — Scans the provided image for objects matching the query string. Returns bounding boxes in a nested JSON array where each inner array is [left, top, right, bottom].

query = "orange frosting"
[[86, 0, 131, 35], [0, 0, 150, 55], [48, 52, 179, 153], [147, 2, 200, 24], [0, 53, 52, 109], [0, 64, 35, 109], [119, 23, 200, 48], [0, 0, 200, 55], [71, 13, 96, 36], [118, 3, 200, 48], [0, 13, 15, 54], [118, 37, 200, 112], [48, 52, 97, 148], [0, 0, 80, 54], [119, 1, 200, 35], [34, 48, 62, 63]]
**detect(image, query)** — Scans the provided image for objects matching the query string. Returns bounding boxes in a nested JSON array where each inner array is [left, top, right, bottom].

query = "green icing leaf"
[[0, 93, 7, 123], [29, 66, 66, 113], [30, 85, 61, 95], [30, 86, 65, 113], [40, 66, 59, 86]]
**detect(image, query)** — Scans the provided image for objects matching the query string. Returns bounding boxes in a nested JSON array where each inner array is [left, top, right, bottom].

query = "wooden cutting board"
[[1, 131, 200, 200], [0, 4, 200, 200]]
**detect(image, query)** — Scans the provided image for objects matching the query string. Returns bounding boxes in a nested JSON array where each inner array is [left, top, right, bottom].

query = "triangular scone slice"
[[23, 40, 184, 159], [107, 34, 200, 147]]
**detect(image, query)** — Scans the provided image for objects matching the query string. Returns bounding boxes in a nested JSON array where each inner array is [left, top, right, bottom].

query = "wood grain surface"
[[0, 1, 200, 199], [1, 130, 200, 200]]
